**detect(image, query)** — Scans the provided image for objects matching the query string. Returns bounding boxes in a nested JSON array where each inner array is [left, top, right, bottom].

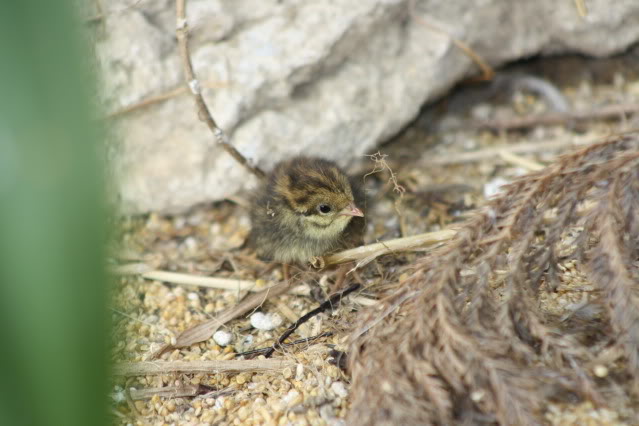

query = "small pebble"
[[282, 390, 301, 407], [241, 335, 254, 347], [213, 330, 233, 347], [111, 386, 126, 403], [593, 365, 609, 378], [470, 390, 485, 402], [283, 367, 293, 379], [237, 406, 249, 421], [213, 397, 225, 410], [331, 381, 348, 398], [295, 363, 304, 381], [250, 312, 283, 331], [484, 177, 510, 198]]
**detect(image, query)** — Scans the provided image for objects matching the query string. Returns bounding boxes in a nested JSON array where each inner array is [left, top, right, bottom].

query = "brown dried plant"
[[348, 132, 639, 425]]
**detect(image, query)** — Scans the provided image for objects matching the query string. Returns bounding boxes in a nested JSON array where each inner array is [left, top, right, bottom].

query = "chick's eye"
[[318, 204, 332, 214]]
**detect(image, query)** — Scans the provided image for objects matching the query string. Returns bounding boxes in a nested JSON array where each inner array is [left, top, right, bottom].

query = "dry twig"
[[141, 270, 256, 292], [114, 359, 294, 376], [365, 152, 407, 234], [174, 0, 266, 180], [323, 229, 456, 267], [114, 267, 310, 295], [128, 385, 202, 400]]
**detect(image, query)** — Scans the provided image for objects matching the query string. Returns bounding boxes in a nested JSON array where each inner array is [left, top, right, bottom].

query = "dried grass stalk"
[[323, 229, 456, 267], [128, 385, 201, 400], [141, 270, 257, 291], [348, 132, 639, 424], [113, 359, 293, 376]]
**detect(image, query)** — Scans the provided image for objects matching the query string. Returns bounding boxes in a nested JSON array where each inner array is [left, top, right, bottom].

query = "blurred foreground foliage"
[[0, 2, 109, 426]]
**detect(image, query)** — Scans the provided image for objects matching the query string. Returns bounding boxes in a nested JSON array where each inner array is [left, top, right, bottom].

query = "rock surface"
[[93, 0, 639, 213]]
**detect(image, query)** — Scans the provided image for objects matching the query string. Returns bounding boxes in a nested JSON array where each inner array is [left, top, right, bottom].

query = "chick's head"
[[273, 157, 364, 237]]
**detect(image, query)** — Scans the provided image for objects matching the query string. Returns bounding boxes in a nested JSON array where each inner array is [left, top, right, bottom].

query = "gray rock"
[[94, 0, 639, 213]]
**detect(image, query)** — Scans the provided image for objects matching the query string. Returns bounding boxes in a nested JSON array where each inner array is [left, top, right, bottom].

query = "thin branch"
[[174, 0, 266, 180], [113, 359, 294, 376]]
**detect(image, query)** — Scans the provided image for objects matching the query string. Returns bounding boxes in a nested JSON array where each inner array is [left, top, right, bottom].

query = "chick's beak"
[[340, 203, 364, 217]]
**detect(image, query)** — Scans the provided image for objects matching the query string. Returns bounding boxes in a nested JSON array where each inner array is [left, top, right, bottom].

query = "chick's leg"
[[329, 262, 365, 294], [282, 263, 291, 282]]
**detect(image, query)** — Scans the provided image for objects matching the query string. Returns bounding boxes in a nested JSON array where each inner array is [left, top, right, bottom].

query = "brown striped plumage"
[[248, 157, 365, 265]]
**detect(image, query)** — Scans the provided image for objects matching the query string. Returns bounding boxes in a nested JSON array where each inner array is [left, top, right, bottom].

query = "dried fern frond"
[[348, 133, 639, 424]]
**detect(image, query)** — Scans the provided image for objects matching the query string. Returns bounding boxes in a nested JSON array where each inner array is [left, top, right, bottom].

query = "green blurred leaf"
[[0, 2, 109, 426]]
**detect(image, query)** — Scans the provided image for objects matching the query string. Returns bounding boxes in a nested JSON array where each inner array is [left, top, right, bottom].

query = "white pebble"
[[282, 389, 300, 406], [183, 237, 198, 252], [295, 363, 304, 381], [470, 390, 485, 402], [213, 330, 233, 347], [110, 386, 126, 403], [250, 312, 283, 331], [593, 365, 609, 378], [213, 396, 225, 410], [471, 103, 492, 120], [484, 177, 510, 198], [242, 335, 254, 347], [331, 381, 348, 398]]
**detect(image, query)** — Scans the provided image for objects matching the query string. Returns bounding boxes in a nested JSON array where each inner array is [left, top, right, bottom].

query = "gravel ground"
[[110, 50, 639, 425]]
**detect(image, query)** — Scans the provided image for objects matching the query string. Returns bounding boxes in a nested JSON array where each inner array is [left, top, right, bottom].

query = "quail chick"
[[248, 157, 365, 265]]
